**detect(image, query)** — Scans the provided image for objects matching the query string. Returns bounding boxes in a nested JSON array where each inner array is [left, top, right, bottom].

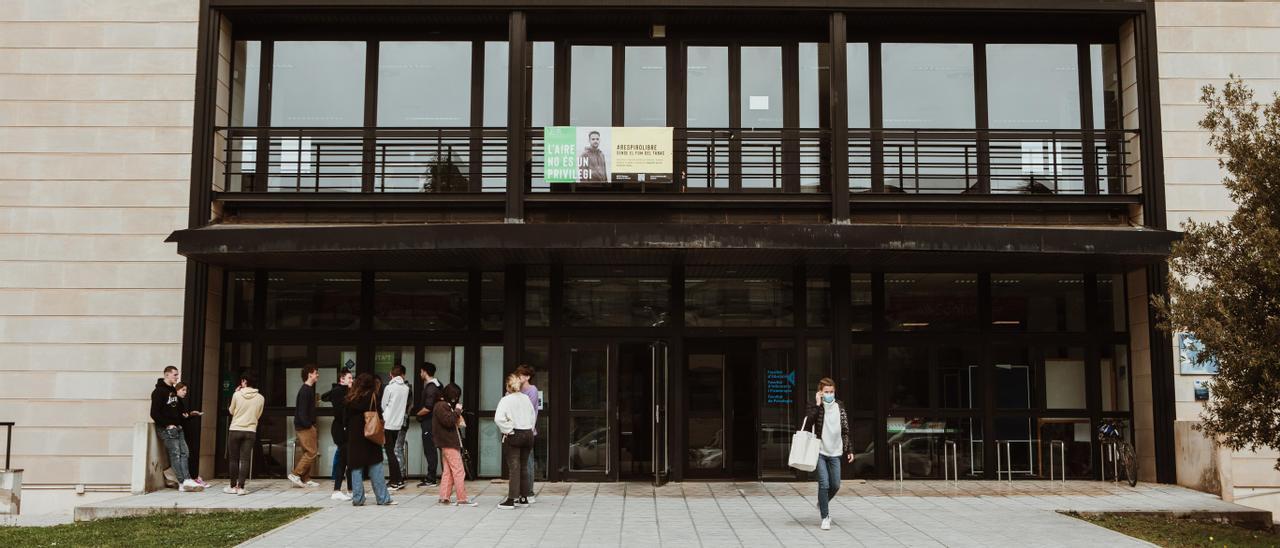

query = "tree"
[[1156, 78, 1280, 468]]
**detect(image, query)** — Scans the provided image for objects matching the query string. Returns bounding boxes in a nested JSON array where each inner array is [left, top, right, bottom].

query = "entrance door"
[[651, 341, 669, 486], [565, 339, 669, 482], [684, 339, 758, 479]]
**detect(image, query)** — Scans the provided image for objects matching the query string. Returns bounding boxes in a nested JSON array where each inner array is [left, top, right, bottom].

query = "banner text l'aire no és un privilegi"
[[544, 126, 674, 184]]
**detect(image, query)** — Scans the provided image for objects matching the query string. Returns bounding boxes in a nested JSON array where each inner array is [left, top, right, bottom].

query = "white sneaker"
[[820, 517, 831, 531], [287, 474, 304, 488], [236, 488, 247, 496], [527, 496, 536, 504], [181, 479, 203, 492], [331, 491, 352, 501], [222, 486, 237, 495], [305, 481, 320, 488]]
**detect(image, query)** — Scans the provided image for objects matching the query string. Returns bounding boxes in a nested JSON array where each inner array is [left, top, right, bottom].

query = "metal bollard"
[[890, 442, 905, 484], [943, 440, 959, 483], [995, 440, 1013, 484], [1048, 440, 1066, 484]]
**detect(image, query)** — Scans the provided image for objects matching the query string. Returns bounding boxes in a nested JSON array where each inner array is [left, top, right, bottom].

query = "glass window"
[[805, 339, 832, 397], [741, 46, 783, 128], [568, 342, 608, 473], [1039, 417, 1093, 478], [425, 345, 465, 395], [938, 346, 978, 409], [225, 271, 254, 329], [986, 44, 1080, 129], [525, 273, 551, 327], [265, 271, 361, 329], [231, 41, 260, 126], [570, 45, 612, 126], [480, 345, 505, 410], [563, 270, 670, 327], [1091, 44, 1121, 131], [687, 352, 725, 473], [805, 276, 830, 327], [993, 416, 1036, 475], [685, 270, 794, 327], [686, 47, 729, 127], [480, 420, 502, 476], [882, 43, 974, 128], [480, 272, 504, 330], [887, 346, 929, 409], [848, 344, 874, 410], [758, 340, 795, 479], [373, 272, 467, 330], [373, 346, 413, 386], [799, 43, 823, 129], [887, 416, 983, 478], [1101, 344, 1131, 412], [884, 273, 978, 331], [850, 273, 872, 331], [990, 274, 1086, 332], [264, 344, 307, 408], [270, 42, 365, 127], [531, 42, 555, 127], [378, 42, 471, 126], [1098, 273, 1127, 332], [847, 43, 870, 128], [522, 339, 551, 420], [625, 47, 666, 126], [484, 41, 509, 127], [992, 346, 1033, 409], [847, 419, 876, 477], [1045, 346, 1086, 409]]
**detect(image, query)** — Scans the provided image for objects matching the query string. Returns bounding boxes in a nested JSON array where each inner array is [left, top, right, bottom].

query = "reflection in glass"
[[886, 416, 983, 478], [687, 47, 729, 127], [265, 345, 308, 408], [987, 44, 1080, 129], [569, 345, 607, 411], [1098, 274, 1127, 332], [884, 273, 978, 331], [531, 42, 555, 127], [425, 345, 465, 394], [373, 272, 468, 330], [1092, 44, 1124, 194], [266, 272, 362, 329], [993, 416, 1036, 475], [570, 46, 612, 126], [569, 416, 608, 472], [992, 346, 1033, 409], [525, 274, 551, 327], [887, 346, 928, 408], [937, 346, 977, 409], [882, 43, 974, 128], [232, 41, 260, 126], [563, 272, 670, 327], [480, 272, 504, 330], [1039, 418, 1093, 478], [805, 340, 832, 397], [848, 344, 874, 410], [758, 341, 795, 479], [1045, 346, 1086, 409], [378, 42, 471, 126], [850, 273, 873, 331], [685, 274, 794, 327], [1101, 345, 1131, 412], [846, 419, 877, 477], [625, 47, 666, 126], [271, 42, 365, 127], [225, 271, 254, 329], [990, 274, 1086, 332], [805, 277, 830, 327], [686, 354, 725, 472]]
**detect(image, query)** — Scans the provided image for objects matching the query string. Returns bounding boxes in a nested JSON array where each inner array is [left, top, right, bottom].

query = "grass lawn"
[[0, 507, 317, 548], [1073, 513, 1280, 547]]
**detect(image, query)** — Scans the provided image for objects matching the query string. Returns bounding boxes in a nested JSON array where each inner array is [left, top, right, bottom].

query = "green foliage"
[[1155, 78, 1280, 467], [0, 508, 316, 548], [1074, 513, 1279, 547]]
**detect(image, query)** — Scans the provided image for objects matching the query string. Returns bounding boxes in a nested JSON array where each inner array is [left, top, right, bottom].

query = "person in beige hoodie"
[[224, 370, 264, 495]]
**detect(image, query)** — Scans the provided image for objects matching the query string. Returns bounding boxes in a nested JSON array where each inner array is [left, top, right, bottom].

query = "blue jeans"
[[159, 426, 190, 483], [350, 461, 391, 506], [816, 454, 841, 519], [523, 448, 535, 497]]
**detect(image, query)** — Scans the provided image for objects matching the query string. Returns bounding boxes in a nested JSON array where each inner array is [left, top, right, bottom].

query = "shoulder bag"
[[788, 416, 820, 472], [364, 393, 386, 446]]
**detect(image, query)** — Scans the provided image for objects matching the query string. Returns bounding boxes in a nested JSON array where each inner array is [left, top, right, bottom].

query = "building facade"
[[2, 0, 1277, 514]]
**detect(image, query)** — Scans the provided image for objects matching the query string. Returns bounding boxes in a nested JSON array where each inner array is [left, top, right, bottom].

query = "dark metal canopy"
[[166, 223, 1178, 271]]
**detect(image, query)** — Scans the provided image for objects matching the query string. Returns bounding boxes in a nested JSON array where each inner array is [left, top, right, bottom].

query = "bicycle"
[[1097, 419, 1137, 487]]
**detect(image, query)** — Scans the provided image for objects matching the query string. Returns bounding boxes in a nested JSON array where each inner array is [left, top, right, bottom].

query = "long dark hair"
[[346, 372, 380, 405], [441, 382, 461, 405]]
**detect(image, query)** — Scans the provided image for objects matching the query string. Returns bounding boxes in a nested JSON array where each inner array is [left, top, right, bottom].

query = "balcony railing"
[[217, 126, 1138, 197]]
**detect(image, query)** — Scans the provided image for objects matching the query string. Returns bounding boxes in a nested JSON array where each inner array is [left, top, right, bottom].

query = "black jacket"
[[149, 379, 183, 429], [295, 383, 317, 429], [321, 384, 349, 445], [345, 391, 384, 468], [805, 399, 852, 459], [416, 379, 442, 425]]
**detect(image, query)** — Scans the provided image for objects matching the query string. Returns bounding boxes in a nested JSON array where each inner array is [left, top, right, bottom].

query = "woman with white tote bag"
[[802, 377, 853, 531]]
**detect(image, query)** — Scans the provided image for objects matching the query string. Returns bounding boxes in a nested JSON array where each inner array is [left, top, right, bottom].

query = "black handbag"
[[456, 422, 474, 480]]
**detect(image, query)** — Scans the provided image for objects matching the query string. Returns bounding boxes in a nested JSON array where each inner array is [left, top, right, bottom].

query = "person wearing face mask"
[[806, 377, 853, 531]]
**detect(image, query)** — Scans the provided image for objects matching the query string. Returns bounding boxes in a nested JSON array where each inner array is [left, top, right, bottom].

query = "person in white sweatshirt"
[[493, 373, 535, 510], [380, 365, 411, 490]]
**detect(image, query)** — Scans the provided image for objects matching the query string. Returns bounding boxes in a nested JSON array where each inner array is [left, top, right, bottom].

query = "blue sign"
[[765, 369, 794, 405]]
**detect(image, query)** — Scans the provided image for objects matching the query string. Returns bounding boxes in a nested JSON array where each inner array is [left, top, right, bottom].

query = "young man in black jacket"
[[415, 362, 443, 487], [321, 368, 353, 501], [149, 366, 201, 492], [288, 365, 320, 488]]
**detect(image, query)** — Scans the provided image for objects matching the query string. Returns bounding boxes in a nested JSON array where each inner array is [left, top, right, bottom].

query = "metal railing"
[[1048, 440, 1066, 484], [994, 439, 1014, 484], [890, 441, 905, 484], [942, 440, 960, 483], [216, 126, 1139, 197]]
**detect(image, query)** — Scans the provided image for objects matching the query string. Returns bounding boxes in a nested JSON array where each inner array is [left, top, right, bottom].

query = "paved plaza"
[[66, 479, 1267, 547]]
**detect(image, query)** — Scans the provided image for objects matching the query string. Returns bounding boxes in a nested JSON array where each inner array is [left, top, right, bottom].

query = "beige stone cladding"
[[1157, 0, 1280, 514], [0, 0, 197, 497]]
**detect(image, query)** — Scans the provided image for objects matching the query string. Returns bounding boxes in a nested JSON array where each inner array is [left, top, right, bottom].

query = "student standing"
[[174, 382, 208, 489], [321, 369, 354, 501], [415, 362, 443, 487], [288, 366, 320, 488], [149, 366, 201, 492], [493, 374, 535, 510], [380, 365, 410, 490], [805, 377, 854, 531], [515, 364, 539, 503], [345, 373, 395, 506], [224, 370, 264, 495], [432, 383, 476, 506]]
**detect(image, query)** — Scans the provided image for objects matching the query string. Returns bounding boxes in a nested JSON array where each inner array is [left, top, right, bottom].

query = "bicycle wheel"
[[1119, 442, 1138, 487]]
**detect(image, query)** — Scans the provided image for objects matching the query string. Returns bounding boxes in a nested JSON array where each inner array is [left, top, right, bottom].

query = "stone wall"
[[0, 0, 196, 490]]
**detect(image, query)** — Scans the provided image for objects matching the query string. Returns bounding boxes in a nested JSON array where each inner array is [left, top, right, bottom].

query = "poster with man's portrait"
[[543, 126, 672, 184]]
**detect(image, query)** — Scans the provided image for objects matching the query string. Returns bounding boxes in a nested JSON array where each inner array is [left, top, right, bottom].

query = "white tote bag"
[[788, 417, 820, 472]]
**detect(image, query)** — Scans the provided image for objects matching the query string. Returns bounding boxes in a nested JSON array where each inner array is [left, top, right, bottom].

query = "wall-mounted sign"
[[544, 126, 673, 184], [765, 369, 794, 405], [1177, 333, 1219, 375], [1193, 380, 1211, 401]]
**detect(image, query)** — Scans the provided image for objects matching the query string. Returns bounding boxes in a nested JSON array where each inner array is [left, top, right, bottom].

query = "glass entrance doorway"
[[684, 339, 760, 479]]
